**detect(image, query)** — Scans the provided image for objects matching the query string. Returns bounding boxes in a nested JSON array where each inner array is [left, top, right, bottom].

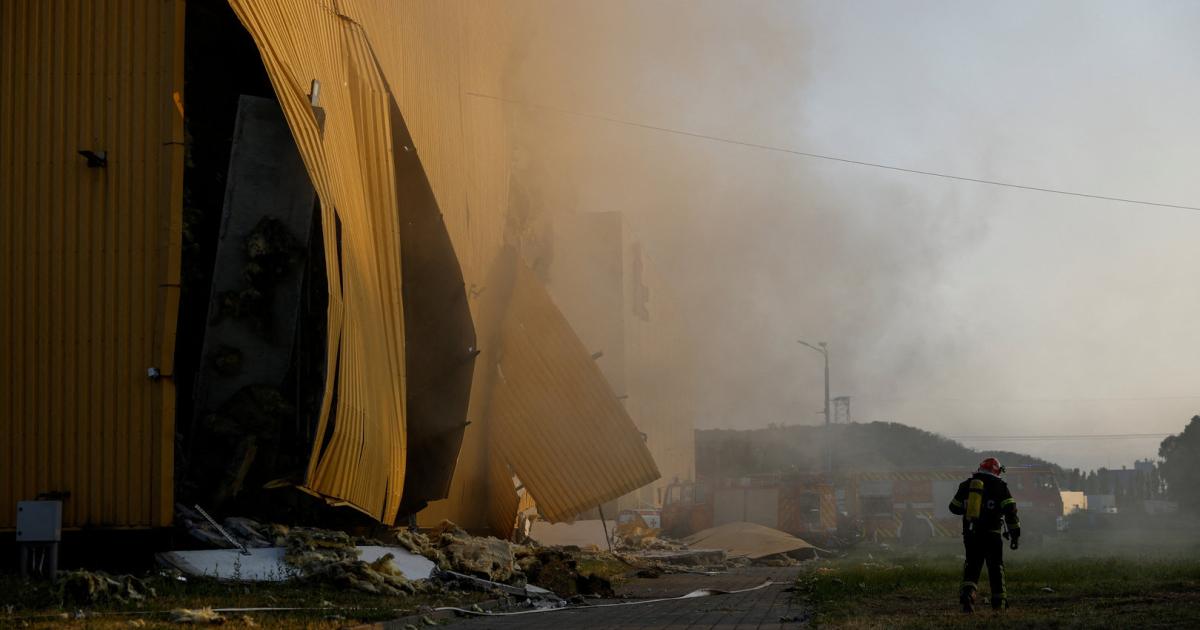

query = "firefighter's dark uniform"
[[948, 472, 1020, 610]]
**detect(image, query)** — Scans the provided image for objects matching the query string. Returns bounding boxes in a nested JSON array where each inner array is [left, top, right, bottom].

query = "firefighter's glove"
[[1010, 533, 1020, 550]]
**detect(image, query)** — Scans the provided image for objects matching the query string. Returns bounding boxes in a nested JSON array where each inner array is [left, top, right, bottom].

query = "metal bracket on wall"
[[77, 149, 107, 168]]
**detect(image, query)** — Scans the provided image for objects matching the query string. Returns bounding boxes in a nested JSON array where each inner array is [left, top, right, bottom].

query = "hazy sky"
[[492, 1, 1200, 470]]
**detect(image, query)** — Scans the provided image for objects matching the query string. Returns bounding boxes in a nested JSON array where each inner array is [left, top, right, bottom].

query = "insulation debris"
[[279, 527, 427, 595], [283, 527, 359, 573], [428, 521, 516, 583], [59, 570, 156, 606], [169, 608, 226, 625]]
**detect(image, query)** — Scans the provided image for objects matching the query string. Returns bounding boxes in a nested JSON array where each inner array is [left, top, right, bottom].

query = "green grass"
[[796, 539, 1200, 629], [0, 572, 490, 629]]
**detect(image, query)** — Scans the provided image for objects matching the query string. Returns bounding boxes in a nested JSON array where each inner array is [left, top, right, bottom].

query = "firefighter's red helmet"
[[978, 457, 1004, 476]]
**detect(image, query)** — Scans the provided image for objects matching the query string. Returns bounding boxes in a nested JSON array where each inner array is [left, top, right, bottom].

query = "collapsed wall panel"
[[490, 263, 660, 522]]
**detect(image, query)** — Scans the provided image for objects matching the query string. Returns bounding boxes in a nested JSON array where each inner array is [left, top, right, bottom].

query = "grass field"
[[797, 531, 1200, 629]]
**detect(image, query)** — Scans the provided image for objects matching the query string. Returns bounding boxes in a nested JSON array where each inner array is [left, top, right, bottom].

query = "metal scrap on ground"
[[683, 521, 824, 560]]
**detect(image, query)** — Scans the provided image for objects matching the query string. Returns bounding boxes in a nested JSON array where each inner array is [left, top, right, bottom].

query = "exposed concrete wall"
[[194, 96, 315, 416]]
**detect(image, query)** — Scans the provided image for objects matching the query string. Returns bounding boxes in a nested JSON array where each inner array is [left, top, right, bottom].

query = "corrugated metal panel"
[[228, 0, 410, 523], [347, 0, 516, 529], [490, 263, 660, 522], [0, 0, 184, 529], [230, 0, 656, 531], [485, 451, 520, 537]]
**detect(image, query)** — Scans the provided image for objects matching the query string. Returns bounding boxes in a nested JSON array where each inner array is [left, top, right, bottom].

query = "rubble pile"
[[612, 517, 673, 551], [58, 570, 156, 606], [283, 527, 423, 596], [393, 521, 621, 597], [392, 521, 512, 582], [177, 504, 285, 550], [515, 547, 616, 598], [172, 510, 654, 599]]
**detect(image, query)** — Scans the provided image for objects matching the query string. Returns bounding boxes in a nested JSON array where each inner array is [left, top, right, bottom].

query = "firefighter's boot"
[[959, 583, 977, 613], [990, 593, 1007, 611]]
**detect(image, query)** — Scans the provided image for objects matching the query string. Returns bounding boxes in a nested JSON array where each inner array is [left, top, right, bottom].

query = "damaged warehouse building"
[[0, 0, 696, 552]]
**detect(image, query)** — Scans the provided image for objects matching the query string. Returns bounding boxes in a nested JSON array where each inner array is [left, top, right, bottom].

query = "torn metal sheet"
[[489, 263, 660, 522], [157, 546, 435, 582], [229, 0, 655, 532], [683, 522, 824, 560], [228, 0, 475, 524]]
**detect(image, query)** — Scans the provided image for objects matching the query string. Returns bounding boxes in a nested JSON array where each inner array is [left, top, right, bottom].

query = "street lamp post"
[[799, 340, 833, 475], [798, 340, 830, 427]]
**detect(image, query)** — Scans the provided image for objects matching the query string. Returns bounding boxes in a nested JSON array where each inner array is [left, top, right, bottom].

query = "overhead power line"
[[857, 395, 1200, 404], [467, 91, 1200, 214], [950, 433, 1170, 441]]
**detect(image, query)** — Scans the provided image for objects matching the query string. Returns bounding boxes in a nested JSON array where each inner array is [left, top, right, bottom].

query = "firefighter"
[[948, 457, 1020, 612]]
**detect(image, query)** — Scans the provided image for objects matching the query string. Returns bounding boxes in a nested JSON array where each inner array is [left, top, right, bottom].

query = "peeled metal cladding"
[[228, 0, 659, 529], [0, 0, 185, 529], [226, 0, 475, 524], [488, 263, 661, 523]]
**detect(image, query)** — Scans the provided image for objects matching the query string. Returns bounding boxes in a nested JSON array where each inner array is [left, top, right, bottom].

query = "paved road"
[[432, 567, 808, 630]]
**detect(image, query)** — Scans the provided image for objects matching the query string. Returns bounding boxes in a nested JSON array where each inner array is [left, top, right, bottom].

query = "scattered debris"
[[517, 548, 614, 598], [428, 521, 517, 582], [683, 522, 823, 562], [613, 514, 677, 551], [58, 570, 155, 606], [635, 549, 727, 568], [169, 608, 226, 625], [157, 545, 435, 583], [223, 517, 273, 548]]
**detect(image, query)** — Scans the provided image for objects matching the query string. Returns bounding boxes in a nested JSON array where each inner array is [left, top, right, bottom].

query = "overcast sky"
[[493, 1, 1200, 470]]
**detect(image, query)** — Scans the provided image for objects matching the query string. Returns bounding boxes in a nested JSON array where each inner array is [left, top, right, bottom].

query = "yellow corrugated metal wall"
[[230, 0, 659, 532], [0, 0, 185, 529]]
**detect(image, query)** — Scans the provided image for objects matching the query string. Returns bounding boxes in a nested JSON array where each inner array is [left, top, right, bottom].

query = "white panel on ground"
[[157, 546, 435, 582]]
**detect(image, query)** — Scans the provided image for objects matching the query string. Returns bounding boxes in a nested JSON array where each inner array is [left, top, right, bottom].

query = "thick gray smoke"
[[487, 1, 1200, 470]]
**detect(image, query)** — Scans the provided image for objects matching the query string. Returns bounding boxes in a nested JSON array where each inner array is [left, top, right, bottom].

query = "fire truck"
[[660, 473, 839, 544], [845, 466, 1063, 543]]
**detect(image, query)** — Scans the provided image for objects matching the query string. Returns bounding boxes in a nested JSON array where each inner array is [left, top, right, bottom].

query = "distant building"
[[1142, 499, 1178, 515], [1060, 491, 1087, 515], [1086, 494, 1118, 514]]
